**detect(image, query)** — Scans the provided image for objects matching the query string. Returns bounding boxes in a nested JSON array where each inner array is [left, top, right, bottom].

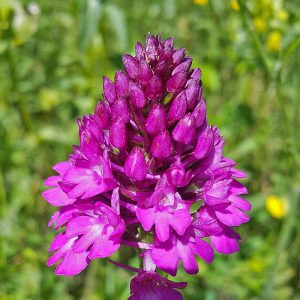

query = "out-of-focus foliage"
[[0, 0, 300, 299]]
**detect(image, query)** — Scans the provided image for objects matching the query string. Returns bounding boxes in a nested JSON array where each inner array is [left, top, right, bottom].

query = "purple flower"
[[42, 161, 75, 207], [129, 271, 186, 300], [42, 35, 251, 298], [151, 227, 214, 276], [47, 191, 125, 276], [137, 176, 191, 242], [60, 154, 116, 199]]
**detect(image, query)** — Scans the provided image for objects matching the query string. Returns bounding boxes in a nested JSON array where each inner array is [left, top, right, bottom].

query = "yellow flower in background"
[[253, 17, 267, 33], [267, 31, 282, 52], [277, 9, 289, 22], [230, 0, 240, 11], [193, 0, 208, 5], [248, 257, 264, 273], [265, 195, 286, 219]]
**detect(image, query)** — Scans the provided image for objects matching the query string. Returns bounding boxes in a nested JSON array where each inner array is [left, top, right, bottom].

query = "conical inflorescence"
[[43, 35, 251, 299]]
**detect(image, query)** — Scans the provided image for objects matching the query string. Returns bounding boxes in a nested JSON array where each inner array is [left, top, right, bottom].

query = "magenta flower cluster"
[[43, 35, 251, 299]]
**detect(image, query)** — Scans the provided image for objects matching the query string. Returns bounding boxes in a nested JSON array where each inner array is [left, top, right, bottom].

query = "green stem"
[[282, 35, 300, 61], [263, 188, 300, 299], [0, 169, 7, 216], [7, 44, 32, 131], [274, 78, 300, 168], [237, 0, 272, 79]]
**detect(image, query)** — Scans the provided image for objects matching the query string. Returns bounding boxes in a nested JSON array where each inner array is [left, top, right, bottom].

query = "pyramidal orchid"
[[42, 35, 251, 299]]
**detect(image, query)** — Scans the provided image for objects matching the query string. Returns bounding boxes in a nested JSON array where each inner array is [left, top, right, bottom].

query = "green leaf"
[[101, 4, 127, 53], [78, 0, 102, 51], [282, 35, 300, 61]]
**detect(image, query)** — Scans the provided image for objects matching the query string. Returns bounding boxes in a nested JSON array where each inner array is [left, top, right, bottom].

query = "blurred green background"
[[0, 0, 300, 299]]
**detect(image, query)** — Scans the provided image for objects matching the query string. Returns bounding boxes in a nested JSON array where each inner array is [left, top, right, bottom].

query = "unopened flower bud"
[[166, 71, 188, 93], [150, 130, 174, 159], [190, 68, 201, 81], [145, 75, 163, 100], [111, 97, 130, 123], [129, 81, 147, 108], [95, 101, 110, 129], [115, 71, 129, 97], [172, 113, 196, 144], [185, 80, 201, 110], [192, 99, 206, 128], [103, 76, 116, 103], [138, 60, 153, 85], [123, 54, 139, 80], [194, 125, 214, 159], [125, 147, 147, 181], [135, 42, 144, 60], [110, 119, 127, 149], [168, 91, 187, 123], [172, 58, 192, 75], [166, 162, 192, 187], [146, 104, 166, 135], [172, 48, 185, 65]]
